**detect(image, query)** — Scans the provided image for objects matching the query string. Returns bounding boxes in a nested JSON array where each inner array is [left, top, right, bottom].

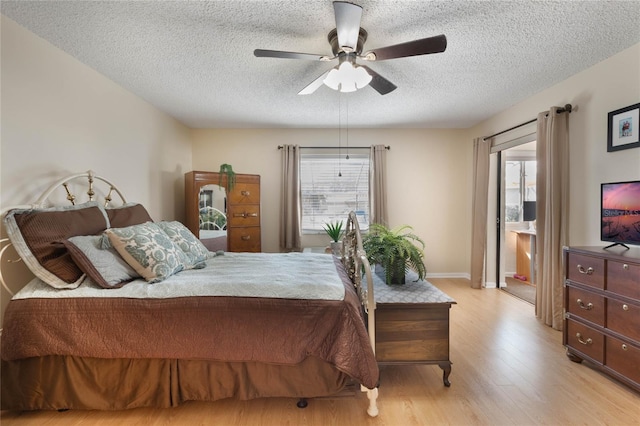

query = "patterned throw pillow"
[[105, 222, 189, 283], [156, 221, 210, 269]]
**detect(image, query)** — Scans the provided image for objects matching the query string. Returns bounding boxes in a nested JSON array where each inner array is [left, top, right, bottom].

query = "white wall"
[[466, 43, 640, 286], [191, 128, 472, 277], [0, 16, 193, 317]]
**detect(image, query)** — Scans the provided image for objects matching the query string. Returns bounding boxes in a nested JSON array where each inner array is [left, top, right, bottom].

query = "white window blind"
[[300, 152, 369, 232]]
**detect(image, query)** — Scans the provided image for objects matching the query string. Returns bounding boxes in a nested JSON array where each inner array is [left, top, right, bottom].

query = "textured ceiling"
[[2, 1, 639, 129]]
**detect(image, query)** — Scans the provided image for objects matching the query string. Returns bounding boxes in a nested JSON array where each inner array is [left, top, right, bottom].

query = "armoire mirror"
[[198, 184, 227, 250]]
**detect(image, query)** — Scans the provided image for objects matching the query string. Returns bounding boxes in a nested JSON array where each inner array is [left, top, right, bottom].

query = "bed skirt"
[[1, 356, 348, 411]]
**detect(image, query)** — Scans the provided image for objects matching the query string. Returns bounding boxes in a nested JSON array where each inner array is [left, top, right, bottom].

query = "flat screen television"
[[601, 180, 640, 248]]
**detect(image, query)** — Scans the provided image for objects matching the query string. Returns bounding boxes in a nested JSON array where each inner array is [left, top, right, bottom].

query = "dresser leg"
[[566, 350, 583, 363], [438, 362, 452, 387]]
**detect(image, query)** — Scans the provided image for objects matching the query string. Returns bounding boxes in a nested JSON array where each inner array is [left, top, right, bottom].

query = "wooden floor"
[[2, 278, 639, 425]]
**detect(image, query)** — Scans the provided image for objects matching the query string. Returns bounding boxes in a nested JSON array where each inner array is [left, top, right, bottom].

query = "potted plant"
[[362, 223, 426, 285], [218, 163, 236, 193], [322, 220, 344, 256]]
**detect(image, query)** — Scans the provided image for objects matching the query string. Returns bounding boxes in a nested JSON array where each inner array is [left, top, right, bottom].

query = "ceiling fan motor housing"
[[328, 27, 368, 55]]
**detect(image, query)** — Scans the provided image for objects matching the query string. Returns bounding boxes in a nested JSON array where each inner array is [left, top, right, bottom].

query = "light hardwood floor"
[[2, 278, 639, 425]]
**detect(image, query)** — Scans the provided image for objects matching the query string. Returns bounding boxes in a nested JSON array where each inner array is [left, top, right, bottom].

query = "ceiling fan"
[[254, 1, 447, 95]]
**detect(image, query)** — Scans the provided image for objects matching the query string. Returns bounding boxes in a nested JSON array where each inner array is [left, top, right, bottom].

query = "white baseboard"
[[426, 272, 470, 280]]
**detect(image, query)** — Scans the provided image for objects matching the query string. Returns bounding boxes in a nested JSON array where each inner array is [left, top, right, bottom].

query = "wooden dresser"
[[185, 171, 261, 252], [370, 270, 456, 387], [563, 246, 640, 392]]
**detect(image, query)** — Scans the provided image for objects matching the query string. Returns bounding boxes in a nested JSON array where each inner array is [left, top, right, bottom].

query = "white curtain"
[[369, 145, 388, 226], [536, 107, 570, 330], [470, 137, 492, 289], [280, 145, 301, 252]]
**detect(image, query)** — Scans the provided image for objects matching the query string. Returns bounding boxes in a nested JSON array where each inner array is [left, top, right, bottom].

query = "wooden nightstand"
[[368, 271, 456, 386]]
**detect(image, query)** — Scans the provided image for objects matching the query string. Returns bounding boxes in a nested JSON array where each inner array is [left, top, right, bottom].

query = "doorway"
[[496, 141, 537, 305]]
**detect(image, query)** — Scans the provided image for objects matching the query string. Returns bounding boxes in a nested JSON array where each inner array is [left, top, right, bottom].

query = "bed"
[[0, 171, 379, 416]]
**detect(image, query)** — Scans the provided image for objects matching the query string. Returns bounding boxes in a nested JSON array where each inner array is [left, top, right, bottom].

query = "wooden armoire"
[[185, 171, 261, 252]]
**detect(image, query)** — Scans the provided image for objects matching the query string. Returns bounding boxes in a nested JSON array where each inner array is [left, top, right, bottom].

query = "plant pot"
[[375, 263, 406, 285], [330, 241, 342, 256]]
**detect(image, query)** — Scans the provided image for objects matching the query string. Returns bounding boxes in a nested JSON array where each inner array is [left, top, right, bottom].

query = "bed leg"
[[296, 398, 308, 408], [361, 385, 379, 417]]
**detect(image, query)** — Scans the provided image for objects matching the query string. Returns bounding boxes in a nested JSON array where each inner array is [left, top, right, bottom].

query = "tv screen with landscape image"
[[601, 180, 640, 248]]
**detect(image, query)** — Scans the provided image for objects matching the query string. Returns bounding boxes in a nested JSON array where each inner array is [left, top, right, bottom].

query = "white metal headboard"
[[0, 170, 127, 296]]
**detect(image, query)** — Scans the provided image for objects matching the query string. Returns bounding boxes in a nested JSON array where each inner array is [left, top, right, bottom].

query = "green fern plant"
[[218, 163, 236, 193], [322, 220, 344, 242], [362, 223, 426, 285]]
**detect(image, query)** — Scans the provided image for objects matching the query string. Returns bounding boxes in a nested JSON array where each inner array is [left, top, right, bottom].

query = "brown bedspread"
[[1, 263, 378, 389]]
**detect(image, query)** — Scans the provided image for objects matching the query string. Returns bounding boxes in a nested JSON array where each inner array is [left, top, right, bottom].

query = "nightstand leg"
[[438, 362, 452, 387]]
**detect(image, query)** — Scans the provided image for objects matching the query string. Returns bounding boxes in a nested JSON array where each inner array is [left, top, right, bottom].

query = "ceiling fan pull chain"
[[346, 95, 350, 160], [338, 93, 342, 177]]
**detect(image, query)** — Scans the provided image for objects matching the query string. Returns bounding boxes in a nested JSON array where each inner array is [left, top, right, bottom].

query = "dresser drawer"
[[566, 286, 604, 326], [607, 299, 640, 342], [607, 260, 640, 301], [227, 227, 261, 252], [566, 319, 604, 363], [566, 252, 605, 289], [606, 336, 640, 385], [227, 205, 260, 227], [227, 183, 260, 205]]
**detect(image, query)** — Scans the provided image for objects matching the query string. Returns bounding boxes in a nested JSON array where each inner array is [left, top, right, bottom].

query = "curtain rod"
[[482, 104, 573, 141], [277, 145, 390, 150]]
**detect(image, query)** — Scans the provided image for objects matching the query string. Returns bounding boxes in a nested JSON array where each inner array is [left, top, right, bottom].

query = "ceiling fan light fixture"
[[323, 61, 372, 93]]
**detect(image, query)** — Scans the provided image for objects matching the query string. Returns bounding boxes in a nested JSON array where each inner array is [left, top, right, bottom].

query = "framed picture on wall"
[[607, 103, 640, 152]]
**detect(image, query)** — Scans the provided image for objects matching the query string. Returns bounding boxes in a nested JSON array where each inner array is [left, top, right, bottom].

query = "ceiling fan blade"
[[360, 65, 397, 95], [254, 49, 331, 61], [334, 1, 362, 51], [364, 34, 447, 61], [298, 69, 332, 95]]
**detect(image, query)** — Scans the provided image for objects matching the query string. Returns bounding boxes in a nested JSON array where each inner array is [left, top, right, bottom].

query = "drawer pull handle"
[[241, 191, 250, 196], [622, 344, 628, 351], [623, 263, 629, 270], [576, 299, 593, 310], [622, 304, 629, 311], [576, 333, 592, 345], [241, 235, 251, 241], [576, 264, 594, 275], [233, 212, 258, 218]]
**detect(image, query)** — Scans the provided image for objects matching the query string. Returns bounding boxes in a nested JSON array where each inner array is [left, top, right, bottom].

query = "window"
[[300, 151, 369, 232], [505, 159, 536, 222]]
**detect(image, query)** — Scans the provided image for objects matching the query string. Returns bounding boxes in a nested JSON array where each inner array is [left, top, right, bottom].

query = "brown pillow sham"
[[106, 203, 153, 228], [3, 202, 110, 289]]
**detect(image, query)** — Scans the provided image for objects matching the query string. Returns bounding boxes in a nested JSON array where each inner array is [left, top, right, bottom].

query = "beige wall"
[[191, 128, 472, 276], [0, 16, 193, 316], [466, 43, 640, 286]]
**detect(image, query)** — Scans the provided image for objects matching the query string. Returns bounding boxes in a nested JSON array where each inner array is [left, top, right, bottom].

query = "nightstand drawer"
[[566, 286, 605, 326], [566, 252, 604, 289], [566, 319, 604, 363], [375, 304, 449, 362]]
